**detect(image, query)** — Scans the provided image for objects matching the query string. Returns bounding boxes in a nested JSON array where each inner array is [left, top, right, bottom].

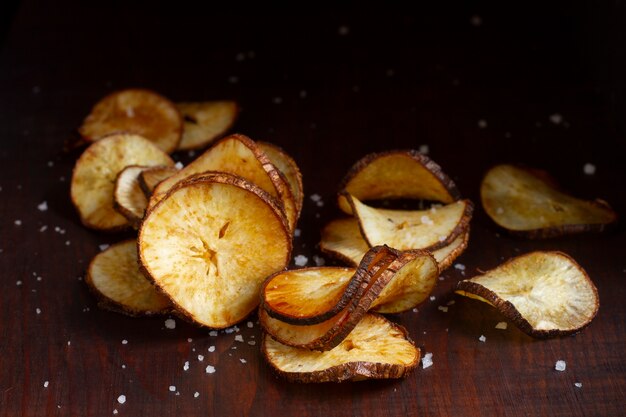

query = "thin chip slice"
[[86, 240, 171, 316], [149, 134, 298, 233], [79, 89, 183, 153], [456, 251, 599, 338], [320, 217, 469, 271], [176, 101, 238, 150], [262, 313, 419, 383], [481, 164, 617, 238], [338, 150, 461, 214], [71, 134, 174, 231], [258, 142, 304, 216], [138, 166, 178, 198], [347, 194, 473, 252], [113, 165, 151, 226], [139, 172, 291, 328]]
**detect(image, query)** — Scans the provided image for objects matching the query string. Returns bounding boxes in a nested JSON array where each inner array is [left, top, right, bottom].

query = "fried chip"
[[456, 251, 599, 338], [113, 165, 151, 226], [138, 165, 178, 198], [176, 101, 238, 150], [258, 142, 304, 216], [481, 164, 617, 238]]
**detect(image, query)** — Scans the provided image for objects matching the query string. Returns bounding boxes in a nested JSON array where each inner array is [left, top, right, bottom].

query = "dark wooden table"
[[2, 2, 625, 416]]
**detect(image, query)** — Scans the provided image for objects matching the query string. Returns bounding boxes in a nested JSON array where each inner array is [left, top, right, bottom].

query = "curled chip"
[[456, 251, 599, 338], [79, 89, 183, 153], [113, 165, 151, 226], [176, 101, 238, 151], [71, 134, 174, 231], [338, 150, 461, 214], [138, 166, 178, 198], [86, 240, 171, 316], [139, 172, 291, 328], [262, 313, 419, 383], [481, 164, 617, 238], [258, 142, 304, 216]]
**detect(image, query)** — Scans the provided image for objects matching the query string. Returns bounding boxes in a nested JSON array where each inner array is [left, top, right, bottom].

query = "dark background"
[[1, 1, 625, 416]]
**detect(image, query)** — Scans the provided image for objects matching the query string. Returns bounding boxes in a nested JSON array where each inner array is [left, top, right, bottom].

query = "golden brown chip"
[[456, 251, 599, 338], [70, 134, 174, 231], [79, 89, 183, 153], [262, 313, 419, 383], [86, 240, 171, 316], [481, 164, 617, 238], [113, 165, 151, 226], [176, 101, 238, 150], [139, 172, 291, 328], [338, 150, 461, 214], [138, 166, 178, 198], [258, 142, 304, 216]]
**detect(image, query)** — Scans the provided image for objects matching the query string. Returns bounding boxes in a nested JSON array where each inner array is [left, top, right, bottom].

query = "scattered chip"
[[176, 101, 238, 150], [79, 89, 183, 153], [262, 314, 419, 383], [481, 164, 617, 238], [70, 134, 174, 231], [113, 165, 151, 226], [138, 166, 178, 198], [86, 240, 171, 316], [139, 172, 292, 328], [456, 251, 599, 338], [338, 150, 461, 214]]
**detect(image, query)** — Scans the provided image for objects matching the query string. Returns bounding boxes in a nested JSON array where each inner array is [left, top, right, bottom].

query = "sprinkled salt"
[[583, 163, 596, 175], [205, 365, 216, 374], [422, 352, 433, 369], [479, 335, 486, 342], [99, 244, 109, 251], [208, 346, 216, 352], [294, 255, 308, 267], [194, 392, 200, 398], [420, 215, 434, 226], [447, 300, 455, 306], [248, 341, 256, 346], [495, 321, 508, 330], [313, 255, 325, 266], [121, 339, 128, 345], [247, 321, 254, 328], [183, 361, 190, 371], [117, 395, 126, 404], [40, 225, 48, 232], [438, 306, 448, 313], [454, 263, 466, 271], [36, 308, 41, 314], [37, 201, 48, 212], [14, 220, 22, 226], [555, 360, 566, 371], [235, 335, 244, 342], [419, 144, 429, 154], [65, 241, 71, 246], [164, 318, 176, 329], [209, 331, 218, 337], [338, 25, 350, 36], [169, 385, 176, 392], [477, 119, 488, 129], [16, 281, 22, 286], [294, 229, 301, 237], [44, 381, 49, 388], [272, 97, 283, 105], [429, 296, 436, 301], [198, 355, 204, 361], [412, 308, 418, 313], [574, 382, 582, 388], [113, 409, 118, 414], [187, 338, 193, 343], [240, 358, 247, 364], [549, 113, 563, 125], [174, 162, 184, 170]]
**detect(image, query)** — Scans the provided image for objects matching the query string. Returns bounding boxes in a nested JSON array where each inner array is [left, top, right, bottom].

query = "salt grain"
[[40, 225, 48, 232], [16, 281, 22, 286], [37, 201, 48, 212], [294, 229, 301, 237], [194, 392, 200, 398], [272, 97, 283, 105], [44, 381, 49, 388], [113, 409, 118, 414], [419, 144, 429, 154], [555, 360, 566, 371], [121, 339, 128, 345], [438, 306, 448, 313], [14, 220, 22, 226], [36, 308, 41, 314], [169, 385, 176, 392], [240, 358, 247, 364], [583, 163, 596, 175], [313, 255, 325, 266], [454, 263, 466, 271], [422, 352, 433, 369], [208, 346, 216, 352], [549, 113, 563, 125], [187, 338, 193, 343], [117, 395, 126, 404], [495, 321, 508, 330], [479, 335, 486, 342], [294, 255, 308, 266], [248, 341, 256, 346], [183, 361, 190, 371], [99, 244, 110, 251], [574, 382, 582, 388], [247, 321, 254, 328], [477, 119, 488, 129], [235, 335, 244, 342], [429, 296, 436, 301], [65, 241, 71, 246], [447, 300, 455, 306], [412, 308, 418, 313], [205, 365, 216, 374], [164, 318, 176, 329], [198, 355, 204, 361], [209, 331, 218, 337], [174, 162, 184, 170]]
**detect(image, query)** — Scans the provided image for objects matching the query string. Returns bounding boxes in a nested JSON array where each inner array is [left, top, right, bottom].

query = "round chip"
[[79, 89, 183, 153], [71, 134, 174, 231], [139, 172, 292, 328], [176, 101, 238, 150], [258, 142, 304, 216], [113, 165, 151, 226]]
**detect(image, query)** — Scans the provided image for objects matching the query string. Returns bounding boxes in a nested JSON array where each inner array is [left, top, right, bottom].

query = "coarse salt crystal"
[[117, 395, 126, 404], [549, 113, 563, 125], [313, 255, 325, 266], [44, 381, 49, 388], [454, 263, 466, 271], [121, 339, 128, 345], [412, 308, 418, 313], [429, 295, 436, 301], [194, 392, 200, 398], [183, 361, 190, 371], [65, 241, 71, 246], [40, 225, 48, 232], [294, 229, 301, 237], [247, 321, 254, 328], [248, 341, 256, 346], [235, 335, 244, 342], [495, 322, 508, 330], [240, 358, 247, 364], [208, 346, 216, 352], [479, 335, 486, 342], [99, 244, 110, 251], [205, 365, 216, 374], [294, 255, 308, 267], [310, 194, 322, 202], [37, 201, 48, 211], [209, 331, 218, 337], [16, 281, 22, 286], [36, 308, 41, 314], [419, 144, 429, 155], [164, 319, 176, 329], [187, 338, 193, 342], [174, 162, 184, 170], [14, 220, 22, 226], [555, 360, 566, 371], [113, 409, 118, 414], [583, 163, 596, 175], [478, 119, 488, 129], [198, 355, 204, 361], [438, 306, 448, 313], [422, 353, 433, 369], [169, 386, 176, 392], [574, 382, 582, 388]]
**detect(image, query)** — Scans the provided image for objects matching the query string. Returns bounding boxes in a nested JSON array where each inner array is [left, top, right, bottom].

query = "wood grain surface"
[[1, 2, 625, 416]]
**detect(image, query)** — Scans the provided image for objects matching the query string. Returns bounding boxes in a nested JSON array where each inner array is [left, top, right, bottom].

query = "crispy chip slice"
[[113, 165, 151, 226], [176, 101, 238, 150], [320, 217, 469, 271], [262, 313, 419, 383], [149, 134, 298, 233], [139, 172, 291, 328], [79, 89, 183, 153], [346, 194, 473, 251], [86, 240, 171, 316], [481, 164, 617, 238], [138, 166, 178, 197], [456, 251, 599, 338], [258, 142, 304, 216], [338, 150, 461, 214], [71, 134, 174, 231]]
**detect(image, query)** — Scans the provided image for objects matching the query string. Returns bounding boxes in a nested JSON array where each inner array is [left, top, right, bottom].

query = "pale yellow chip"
[[113, 165, 150, 226], [263, 313, 419, 383], [71, 134, 174, 231], [176, 101, 238, 150], [456, 251, 599, 338], [138, 165, 178, 197], [481, 164, 617, 238], [258, 142, 303, 216], [86, 239, 171, 315]]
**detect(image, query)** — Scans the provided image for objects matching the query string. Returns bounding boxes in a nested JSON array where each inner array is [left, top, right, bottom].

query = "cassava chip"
[[262, 313, 419, 383], [258, 142, 304, 216], [176, 101, 238, 150], [456, 251, 599, 338], [138, 166, 178, 197], [139, 172, 291, 328], [346, 194, 473, 251], [149, 134, 298, 233], [86, 240, 170, 316], [71, 134, 174, 231], [338, 150, 461, 214], [481, 164, 617, 238], [79, 89, 183, 153], [113, 165, 151, 226]]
